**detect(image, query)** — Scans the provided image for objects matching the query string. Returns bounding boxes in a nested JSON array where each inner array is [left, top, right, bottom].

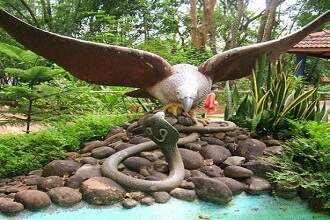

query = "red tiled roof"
[[292, 30, 330, 49]]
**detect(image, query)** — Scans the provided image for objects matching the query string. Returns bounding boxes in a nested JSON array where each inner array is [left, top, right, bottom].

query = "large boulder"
[[0, 198, 24, 215], [48, 187, 82, 207], [81, 177, 125, 205], [179, 148, 204, 170], [224, 166, 253, 179], [15, 190, 51, 210], [43, 160, 80, 177], [245, 177, 271, 194], [191, 177, 232, 204], [123, 157, 152, 172], [91, 147, 116, 159], [200, 145, 231, 165], [236, 139, 266, 159], [38, 176, 64, 191], [170, 188, 196, 201], [214, 177, 245, 195]]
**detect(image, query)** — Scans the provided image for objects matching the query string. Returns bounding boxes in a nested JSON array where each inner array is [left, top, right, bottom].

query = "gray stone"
[[115, 143, 134, 151], [200, 137, 225, 146], [165, 116, 178, 125], [106, 127, 124, 139], [152, 191, 170, 203], [184, 143, 202, 151], [226, 143, 238, 153], [246, 177, 271, 194], [180, 180, 195, 189], [236, 139, 266, 159], [38, 176, 64, 191], [184, 170, 192, 180], [237, 134, 249, 140], [74, 164, 102, 180], [199, 165, 223, 177], [125, 191, 146, 201], [214, 132, 226, 140], [170, 188, 196, 201], [0, 198, 24, 215], [242, 160, 273, 178], [129, 136, 150, 144], [123, 157, 152, 172], [191, 177, 232, 204], [15, 190, 51, 210], [80, 157, 98, 165], [224, 166, 253, 179], [65, 175, 85, 189], [190, 170, 208, 178], [214, 177, 245, 195], [81, 177, 126, 205], [177, 116, 195, 126], [153, 160, 168, 173], [200, 145, 231, 165], [263, 139, 281, 146], [24, 176, 44, 186], [223, 156, 246, 166], [179, 148, 204, 170], [43, 160, 81, 177], [140, 197, 155, 206], [81, 140, 107, 153], [264, 146, 283, 155], [48, 187, 82, 207], [122, 198, 138, 208], [91, 147, 115, 159]]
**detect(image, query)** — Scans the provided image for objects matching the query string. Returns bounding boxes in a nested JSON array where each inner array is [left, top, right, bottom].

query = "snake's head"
[[143, 111, 179, 147]]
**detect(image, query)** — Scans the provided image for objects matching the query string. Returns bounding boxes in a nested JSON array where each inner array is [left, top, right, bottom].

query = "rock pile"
[[0, 116, 283, 215]]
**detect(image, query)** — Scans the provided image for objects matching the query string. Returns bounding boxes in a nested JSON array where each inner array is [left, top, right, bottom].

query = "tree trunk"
[[190, 0, 203, 49], [204, 0, 217, 54], [26, 99, 33, 134], [258, 0, 286, 42]]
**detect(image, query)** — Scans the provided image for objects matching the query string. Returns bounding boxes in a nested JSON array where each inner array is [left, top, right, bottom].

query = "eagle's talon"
[[162, 103, 183, 117]]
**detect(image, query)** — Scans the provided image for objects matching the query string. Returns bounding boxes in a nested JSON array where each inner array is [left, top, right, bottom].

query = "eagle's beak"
[[182, 97, 194, 113]]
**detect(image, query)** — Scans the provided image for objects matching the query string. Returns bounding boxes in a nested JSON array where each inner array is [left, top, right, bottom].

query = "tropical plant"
[[228, 56, 327, 135]]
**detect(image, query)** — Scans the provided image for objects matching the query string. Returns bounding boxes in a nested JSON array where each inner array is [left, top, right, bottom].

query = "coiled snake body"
[[102, 112, 236, 192]]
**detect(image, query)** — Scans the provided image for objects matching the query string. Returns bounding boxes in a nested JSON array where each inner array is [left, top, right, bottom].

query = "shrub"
[[0, 113, 133, 177], [267, 121, 330, 212]]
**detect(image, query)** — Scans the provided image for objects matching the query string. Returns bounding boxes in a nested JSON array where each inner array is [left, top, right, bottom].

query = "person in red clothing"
[[203, 92, 219, 114]]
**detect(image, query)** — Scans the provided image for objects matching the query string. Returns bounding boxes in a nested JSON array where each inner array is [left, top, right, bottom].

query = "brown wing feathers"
[[199, 10, 330, 82], [0, 9, 173, 88]]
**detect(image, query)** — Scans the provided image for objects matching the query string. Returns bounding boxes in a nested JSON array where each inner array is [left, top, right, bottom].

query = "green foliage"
[[267, 121, 330, 212], [0, 113, 132, 177], [228, 57, 327, 135]]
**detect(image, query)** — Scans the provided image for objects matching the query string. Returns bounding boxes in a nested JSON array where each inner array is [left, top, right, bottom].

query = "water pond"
[[2, 193, 329, 220]]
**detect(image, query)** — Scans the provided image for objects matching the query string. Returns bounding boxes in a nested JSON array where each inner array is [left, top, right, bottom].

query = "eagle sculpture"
[[0, 9, 329, 119]]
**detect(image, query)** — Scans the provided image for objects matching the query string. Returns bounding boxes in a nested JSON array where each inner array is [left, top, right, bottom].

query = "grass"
[[0, 113, 136, 177]]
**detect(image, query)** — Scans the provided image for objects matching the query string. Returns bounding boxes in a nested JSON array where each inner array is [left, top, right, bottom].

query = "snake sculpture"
[[102, 112, 236, 192]]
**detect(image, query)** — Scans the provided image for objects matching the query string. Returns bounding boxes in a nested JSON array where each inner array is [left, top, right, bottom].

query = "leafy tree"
[[0, 43, 63, 133]]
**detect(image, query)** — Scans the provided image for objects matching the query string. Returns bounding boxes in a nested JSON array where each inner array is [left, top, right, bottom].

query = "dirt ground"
[[0, 107, 44, 134]]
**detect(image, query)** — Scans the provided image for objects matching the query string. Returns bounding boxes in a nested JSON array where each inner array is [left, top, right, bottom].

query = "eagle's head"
[[176, 85, 197, 113]]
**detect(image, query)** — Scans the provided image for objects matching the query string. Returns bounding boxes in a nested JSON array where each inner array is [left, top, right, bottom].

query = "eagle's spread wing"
[[0, 9, 173, 88], [199, 11, 330, 82]]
